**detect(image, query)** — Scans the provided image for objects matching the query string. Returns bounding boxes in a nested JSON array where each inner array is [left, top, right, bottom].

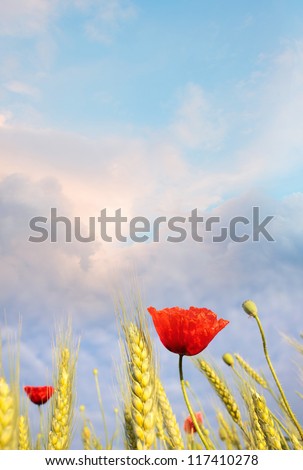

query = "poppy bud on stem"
[[178, 355, 210, 450], [222, 353, 234, 367], [242, 300, 258, 318], [243, 300, 303, 441]]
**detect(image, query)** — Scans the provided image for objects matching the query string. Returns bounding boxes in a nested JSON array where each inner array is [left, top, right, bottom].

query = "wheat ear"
[[124, 406, 137, 450], [48, 348, 74, 449], [126, 323, 156, 449], [18, 415, 31, 450], [0, 377, 17, 449], [252, 409, 268, 450], [290, 433, 303, 450], [156, 378, 184, 449], [252, 392, 282, 450], [155, 406, 167, 448], [235, 354, 268, 389], [35, 433, 43, 450], [196, 359, 242, 425], [217, 412, 242, 450], [81, 425, 92, 450]]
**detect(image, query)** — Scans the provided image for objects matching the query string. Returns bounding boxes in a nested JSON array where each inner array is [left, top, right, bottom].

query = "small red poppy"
[[24, 386, 55, 405], [148, 306, 229, 356], [184, 412, 203, 434]]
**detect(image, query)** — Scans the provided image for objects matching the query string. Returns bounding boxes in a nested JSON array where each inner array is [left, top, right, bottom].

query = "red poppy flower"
[[24, 386, 55, 405], [147, 306, 229, 356], [184, 412, 203, 434]]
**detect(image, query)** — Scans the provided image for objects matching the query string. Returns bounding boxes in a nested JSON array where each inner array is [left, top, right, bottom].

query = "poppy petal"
[[148, 306, 229, 356]]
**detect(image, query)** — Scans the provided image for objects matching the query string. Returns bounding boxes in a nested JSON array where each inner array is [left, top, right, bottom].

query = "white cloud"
[[0, 112, 12, 127], [79, 0, 137, 43], [233, 40, 303, 176], [1, 38, 303, 318], [5, 80, 40, 97], [0, 0, 57, 36], [171, 83, 226, 150], [0, 0, 136, 42]]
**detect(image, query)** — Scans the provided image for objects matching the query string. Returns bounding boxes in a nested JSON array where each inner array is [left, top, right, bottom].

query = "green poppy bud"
[[242, 299, 258, 318], [222, 353, 234, 366]]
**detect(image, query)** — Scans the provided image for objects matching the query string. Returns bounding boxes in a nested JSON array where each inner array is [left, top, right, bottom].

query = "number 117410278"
[[187, 454, 259, 466]]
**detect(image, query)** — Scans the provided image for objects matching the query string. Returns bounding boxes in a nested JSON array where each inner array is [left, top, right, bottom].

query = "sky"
[[1, 0, 303, 449]]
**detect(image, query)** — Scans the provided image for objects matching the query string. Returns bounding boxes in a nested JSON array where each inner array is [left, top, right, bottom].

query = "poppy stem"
[[38, 405, 46, 449], [178, 354, 210, 450], [254, 314, 303, 440]]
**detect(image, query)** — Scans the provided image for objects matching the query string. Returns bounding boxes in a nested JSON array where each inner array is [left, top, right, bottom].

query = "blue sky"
[[1, 0, 303, 449], [2, 1, 303, 131]]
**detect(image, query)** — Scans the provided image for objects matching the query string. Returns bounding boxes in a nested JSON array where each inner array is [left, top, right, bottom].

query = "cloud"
[[0, 112, 12, 127], [0, 152, 302, 331], [1, 40, 303, 446], [0, 124, 226, 217], [75, 0, 137, 43], [0, 0, 137, 43], [171, 83, 226, 150], [5, 80, 40, 98], [1, 41, 303, 329], [1, 185, 302, 448], [233, 40, 303, 176], [0, 1, 57, 37]]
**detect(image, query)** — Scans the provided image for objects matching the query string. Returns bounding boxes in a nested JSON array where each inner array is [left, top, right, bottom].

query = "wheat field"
[[0, 299, 302, 451]]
